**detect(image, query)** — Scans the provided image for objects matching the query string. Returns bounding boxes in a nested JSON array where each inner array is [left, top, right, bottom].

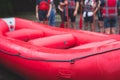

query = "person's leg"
[[111, 27, 116, 34], [52, 10, 56, 26], [49, 10, 52, 26], [111, 17, 117, 34], [105, 28, 111, 34], [90, 23, 95, 32], [71, 22, 76, 29], [119, 15, 120, 33], [84, 17, 89, 30], [49, 9, 55, 26], [43, 10, 49, 25], [117, 9, 120, 33], [104, 17, 110, 34], [38, 10, 44, 23], [59, 11, 64, 28], [89, 16, 95, 32], [98, 20, 104, 33], [64, 21, 69, 28], [44, 20, 48, 24], [84, 22, 89, 31], [64, 16, 69, 28], [69, 9, 76, 29], [63, 10, 69, 28], [97, 9, 104, 33], [66, 9, 71, 29], [71, 14, 76, 29], [38, 10, 48, 24], [97, 15, 104, 33]]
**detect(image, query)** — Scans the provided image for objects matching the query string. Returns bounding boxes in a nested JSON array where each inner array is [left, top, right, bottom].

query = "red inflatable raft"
[[0, 18, 120, 80]]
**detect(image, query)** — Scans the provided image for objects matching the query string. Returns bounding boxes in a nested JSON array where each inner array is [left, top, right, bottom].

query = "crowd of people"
[[35, 0, 120, 34]]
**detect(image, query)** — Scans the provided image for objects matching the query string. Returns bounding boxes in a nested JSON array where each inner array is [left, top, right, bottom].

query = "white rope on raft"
[[2, 17, 15, 32]]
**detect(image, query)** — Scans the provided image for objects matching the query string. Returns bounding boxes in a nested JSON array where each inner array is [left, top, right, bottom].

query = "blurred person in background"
[[101, 0, 119, 34], [49, 0, 56, 26], [82, 0, 98, 32], [59, 0, 79, 29], [36, 0, 52, 24], [97, 0, 104, 33]]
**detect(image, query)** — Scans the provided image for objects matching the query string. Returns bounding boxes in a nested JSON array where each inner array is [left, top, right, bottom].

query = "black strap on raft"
[[0, 49, 20, 56], [0, 47, 120, 64]]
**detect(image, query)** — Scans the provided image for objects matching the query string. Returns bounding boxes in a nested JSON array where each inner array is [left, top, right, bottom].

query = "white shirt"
[[83, 0, 95, 17]]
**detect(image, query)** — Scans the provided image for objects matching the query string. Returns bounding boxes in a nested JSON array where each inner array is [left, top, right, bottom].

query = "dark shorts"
[[63, 9, 76, 22], [118, 10, 120, 16], [103, 17, 117, 28], [84, 15, 93, 23], [38, 10, 48, 21], [97, 9, 103, 21]]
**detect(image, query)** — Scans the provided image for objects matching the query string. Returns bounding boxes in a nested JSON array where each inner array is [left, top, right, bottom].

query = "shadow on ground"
[[0, 66, 24, 80]]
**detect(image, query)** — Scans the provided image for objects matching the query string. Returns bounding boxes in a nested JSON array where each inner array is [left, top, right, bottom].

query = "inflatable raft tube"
[[0, 18, 120, 80]]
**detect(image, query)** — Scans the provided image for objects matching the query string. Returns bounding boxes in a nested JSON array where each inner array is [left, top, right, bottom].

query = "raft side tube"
[[29, 34, 76, 49], [71, 39, 116, 49], [5, 29, 44, 41], [0, 37, 20, 55], [0, 19, 9, 34], [73, 33, 111, 46]]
